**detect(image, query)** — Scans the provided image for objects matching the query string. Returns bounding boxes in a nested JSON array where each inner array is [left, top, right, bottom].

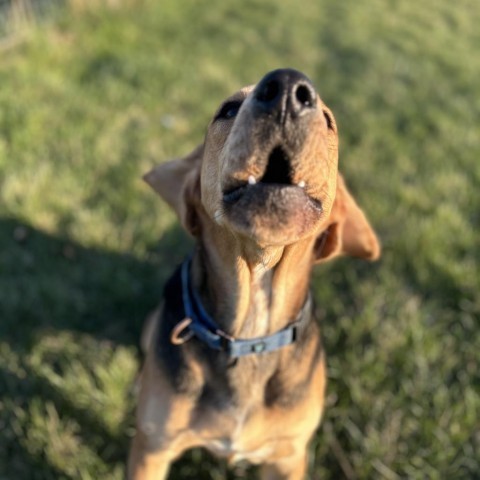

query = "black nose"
[[253, 69, 316, 118]]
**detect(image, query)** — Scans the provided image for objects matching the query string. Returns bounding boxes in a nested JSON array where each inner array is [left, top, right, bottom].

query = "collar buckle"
[[251, 341, 267, 354]]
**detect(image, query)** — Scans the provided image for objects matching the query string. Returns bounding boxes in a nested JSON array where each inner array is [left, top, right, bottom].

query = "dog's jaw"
[[223, 184, 323, 246]]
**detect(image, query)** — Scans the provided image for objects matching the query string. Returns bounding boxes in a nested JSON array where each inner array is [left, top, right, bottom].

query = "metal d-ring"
[[170, 318, 194, 345]]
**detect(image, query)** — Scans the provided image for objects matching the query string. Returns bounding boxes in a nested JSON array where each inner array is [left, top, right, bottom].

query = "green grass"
[[0, 0, 479, 478]]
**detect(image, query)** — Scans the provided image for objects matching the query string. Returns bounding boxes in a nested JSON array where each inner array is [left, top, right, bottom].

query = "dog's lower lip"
[[223, 185, 248, 204], [223, 183, 322, 210]]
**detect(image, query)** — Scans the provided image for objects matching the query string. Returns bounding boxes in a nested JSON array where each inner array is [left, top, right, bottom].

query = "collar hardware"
[[170, 317, 194, 345]]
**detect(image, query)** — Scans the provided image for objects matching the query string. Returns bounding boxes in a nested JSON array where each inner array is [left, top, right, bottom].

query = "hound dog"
[[128, 68, 380, 479]]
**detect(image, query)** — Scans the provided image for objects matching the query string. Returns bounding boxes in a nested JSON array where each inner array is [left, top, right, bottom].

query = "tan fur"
[[129, 70, 380, 479]]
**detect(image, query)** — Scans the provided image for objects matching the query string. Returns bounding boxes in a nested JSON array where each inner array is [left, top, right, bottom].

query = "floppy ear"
[[143, 144, 203, 236], [314, 174, 381, 263]]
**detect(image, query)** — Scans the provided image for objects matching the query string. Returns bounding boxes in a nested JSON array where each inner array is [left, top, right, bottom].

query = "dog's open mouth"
[[221, 145, 323, 244], [223, 146, 322, 212], [259, 146, 292, 185]]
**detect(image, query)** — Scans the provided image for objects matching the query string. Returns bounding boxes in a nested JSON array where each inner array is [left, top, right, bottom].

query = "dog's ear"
[[143, 144, 203, 236], [314, 175, 381, 263]]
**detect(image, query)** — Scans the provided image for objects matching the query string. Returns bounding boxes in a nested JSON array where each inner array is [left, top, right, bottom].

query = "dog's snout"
[[253, 69, 316, 118]]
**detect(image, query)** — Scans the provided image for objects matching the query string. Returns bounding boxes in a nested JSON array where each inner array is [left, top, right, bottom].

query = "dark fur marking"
[[155, 264, 199, 395], [264, 314, 323, 409]]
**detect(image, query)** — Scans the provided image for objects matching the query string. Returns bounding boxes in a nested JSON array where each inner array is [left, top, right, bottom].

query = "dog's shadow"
[[1, 217, 250, 479]]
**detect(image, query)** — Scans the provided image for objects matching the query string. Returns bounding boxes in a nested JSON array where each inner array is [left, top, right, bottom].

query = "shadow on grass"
[[0, 216, 196, 348], [0, 216, 195, 478]]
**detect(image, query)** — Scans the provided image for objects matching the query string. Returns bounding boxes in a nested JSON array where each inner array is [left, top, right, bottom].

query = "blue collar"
[[179, 257, 311, 358]]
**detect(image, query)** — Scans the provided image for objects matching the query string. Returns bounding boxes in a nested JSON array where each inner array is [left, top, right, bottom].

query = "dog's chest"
[[192, 360, 304, 463], [199, 401, 297, 464], [206, 437, 279, 464]]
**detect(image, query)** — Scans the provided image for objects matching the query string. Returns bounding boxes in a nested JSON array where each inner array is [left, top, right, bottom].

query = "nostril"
[[253, 69, 316, 117], [256, 79, 280, 103], [295, 84, 314, 108]]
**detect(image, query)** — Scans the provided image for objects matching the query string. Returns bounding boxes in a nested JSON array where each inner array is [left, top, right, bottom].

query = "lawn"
[[0, 0, 479, 478]]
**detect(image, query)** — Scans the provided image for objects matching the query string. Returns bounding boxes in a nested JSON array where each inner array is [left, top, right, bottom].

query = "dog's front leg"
[[260, 451, 309, 480], [128, 434, 173, 480], [128, 341, 201, 480]]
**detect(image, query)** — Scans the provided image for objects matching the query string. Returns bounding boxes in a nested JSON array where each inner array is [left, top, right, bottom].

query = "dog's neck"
[[191, 228, 315, 339]]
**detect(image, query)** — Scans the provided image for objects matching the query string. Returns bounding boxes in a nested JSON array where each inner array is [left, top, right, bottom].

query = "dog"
[[128, 68, 380, 479]]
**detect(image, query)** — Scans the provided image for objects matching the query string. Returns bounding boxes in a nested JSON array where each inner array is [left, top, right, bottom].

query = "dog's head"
[[145, 69, 380, 262]]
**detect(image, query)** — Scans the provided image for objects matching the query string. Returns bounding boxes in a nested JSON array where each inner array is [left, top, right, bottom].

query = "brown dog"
[[128, 69, 380, 479]]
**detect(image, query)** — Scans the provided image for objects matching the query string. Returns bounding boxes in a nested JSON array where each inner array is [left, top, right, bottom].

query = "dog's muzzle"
[[251, 68, 317, 122]]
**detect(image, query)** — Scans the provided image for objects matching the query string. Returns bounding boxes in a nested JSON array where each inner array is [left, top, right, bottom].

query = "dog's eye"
[[215, 101, 243, 121]]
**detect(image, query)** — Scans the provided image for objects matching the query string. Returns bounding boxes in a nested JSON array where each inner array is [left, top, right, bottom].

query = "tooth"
[[298, 180, 306, 188], [248, 175, 256, 185]]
